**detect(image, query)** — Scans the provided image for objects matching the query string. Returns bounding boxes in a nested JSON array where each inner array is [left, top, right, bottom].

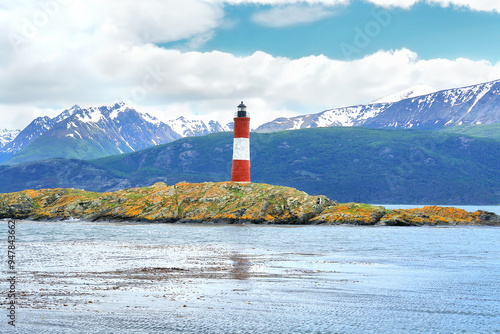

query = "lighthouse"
[[231, 101, 251, 182]]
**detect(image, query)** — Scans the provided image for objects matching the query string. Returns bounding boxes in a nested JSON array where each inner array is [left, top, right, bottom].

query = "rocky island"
[[0, 182, 498, 226]]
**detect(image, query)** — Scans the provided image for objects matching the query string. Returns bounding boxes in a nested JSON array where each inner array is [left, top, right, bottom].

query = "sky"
[[1, 0, 500, 130]]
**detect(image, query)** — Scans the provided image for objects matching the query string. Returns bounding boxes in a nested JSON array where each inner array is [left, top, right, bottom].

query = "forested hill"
[[0, 127, 499, 205]]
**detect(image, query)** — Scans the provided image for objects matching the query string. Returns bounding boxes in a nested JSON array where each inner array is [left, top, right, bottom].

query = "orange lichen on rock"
[[22, 189, 40, 199], [313, 203, 385, 225], [379, 205, 476, 226], [0, 182, 498, 226], [411, 206, 472, 221]]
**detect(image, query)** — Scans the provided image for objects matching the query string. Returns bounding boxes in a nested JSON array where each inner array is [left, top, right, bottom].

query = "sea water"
[[1, 220, 499, 333]]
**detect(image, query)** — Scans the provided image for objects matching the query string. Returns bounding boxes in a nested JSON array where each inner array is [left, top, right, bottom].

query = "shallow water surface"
[[1, 221, 499, 333]]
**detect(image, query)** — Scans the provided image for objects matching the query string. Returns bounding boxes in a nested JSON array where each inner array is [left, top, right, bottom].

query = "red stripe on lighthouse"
[[231, 160, 250, 182], [233, 117, 250, 138]]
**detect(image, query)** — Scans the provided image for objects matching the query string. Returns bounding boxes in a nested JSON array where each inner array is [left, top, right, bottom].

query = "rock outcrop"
[[0, 182, 498, 226]]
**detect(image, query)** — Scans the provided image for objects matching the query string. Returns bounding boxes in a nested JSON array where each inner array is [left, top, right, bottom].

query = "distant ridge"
[[256, 79, 500, 132]]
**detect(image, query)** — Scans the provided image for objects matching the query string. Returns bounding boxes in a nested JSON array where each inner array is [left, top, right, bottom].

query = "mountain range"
[[0, 126, 499, 204], [2, 79, 500, 165], [0, 79, 499, 204], [255, 79, 500, 132], [0, 102, 231, 164]]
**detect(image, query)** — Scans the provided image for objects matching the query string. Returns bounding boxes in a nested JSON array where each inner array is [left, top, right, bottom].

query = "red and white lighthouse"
[[231, 101, 251, 182]]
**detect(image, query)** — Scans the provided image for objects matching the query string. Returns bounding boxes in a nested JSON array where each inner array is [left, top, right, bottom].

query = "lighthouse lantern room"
[[231, 101, 251, 182]]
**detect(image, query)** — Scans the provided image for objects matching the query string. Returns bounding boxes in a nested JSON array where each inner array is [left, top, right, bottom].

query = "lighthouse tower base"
[[231, 160, 251, 183]]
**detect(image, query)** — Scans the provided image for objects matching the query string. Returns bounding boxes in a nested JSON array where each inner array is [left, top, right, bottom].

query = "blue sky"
[[1, 0, 500, 129], [165, 2, 500, 62]]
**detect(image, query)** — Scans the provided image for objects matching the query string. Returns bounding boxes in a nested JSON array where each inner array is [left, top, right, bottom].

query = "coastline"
[[372, 204, 500, 216], [1, 182, 499, 227]]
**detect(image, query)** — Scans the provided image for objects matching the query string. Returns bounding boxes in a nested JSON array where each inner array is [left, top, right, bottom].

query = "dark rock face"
[[473, 211, 500, 226], [1, 193, 34, 218]]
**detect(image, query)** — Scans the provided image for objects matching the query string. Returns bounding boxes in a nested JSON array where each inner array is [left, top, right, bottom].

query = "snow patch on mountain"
[[465, 81, 495, 114], [0, 129, 20, 148], [53, 105, 81, 123], [141, 113, 161, 125], [318, 104, 392, 127], [107, 102, 131, 120], [77, 107, 104, 123], [374, 84, 437, 104], [292, 118, 304, 129], [166, 116, 231, 138]]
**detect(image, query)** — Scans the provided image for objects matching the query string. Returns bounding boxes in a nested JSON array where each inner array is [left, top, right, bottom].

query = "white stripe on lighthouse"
[[232, 137, 250, 160]]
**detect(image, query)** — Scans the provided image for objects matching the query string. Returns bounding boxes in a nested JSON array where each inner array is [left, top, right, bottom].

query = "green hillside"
[[441, 124, 500, 141], [6, 135, 122, 164], [1, 127, 498, 204], [91, 127, 500, 205]]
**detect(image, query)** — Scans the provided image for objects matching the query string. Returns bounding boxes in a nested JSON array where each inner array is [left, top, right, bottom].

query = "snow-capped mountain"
[[364, 79, 500, 128], [0, 105, 80, 157], [166, 116, 232, 137], [1, 102, 231, 164], [0, 129, 20, 149], [256, 79, 500, 132], [373, 84, 437, 103], [59, 102, 181, 154], [255, 103, 392, 133], [53, 105, 82, 123], [2, 102, 180, 164], [59, 102, 231, 151]]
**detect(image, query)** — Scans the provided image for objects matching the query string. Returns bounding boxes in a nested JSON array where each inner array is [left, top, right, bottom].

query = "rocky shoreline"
[[0, 182, 499, 226]]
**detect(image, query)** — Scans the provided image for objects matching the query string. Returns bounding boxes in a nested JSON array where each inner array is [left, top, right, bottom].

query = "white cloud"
[[1, 0, 500, 130], [3, 0, 223, 52], [2, 42, 500, 129], [252, 5, 337, 27], [220, 0, 500, 12], [428, 0, 500, 12], [0, 103, 66, 131], [364, 0, 420, 9], [365, 0, 500, 12], [220, 0, 348, 5]]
